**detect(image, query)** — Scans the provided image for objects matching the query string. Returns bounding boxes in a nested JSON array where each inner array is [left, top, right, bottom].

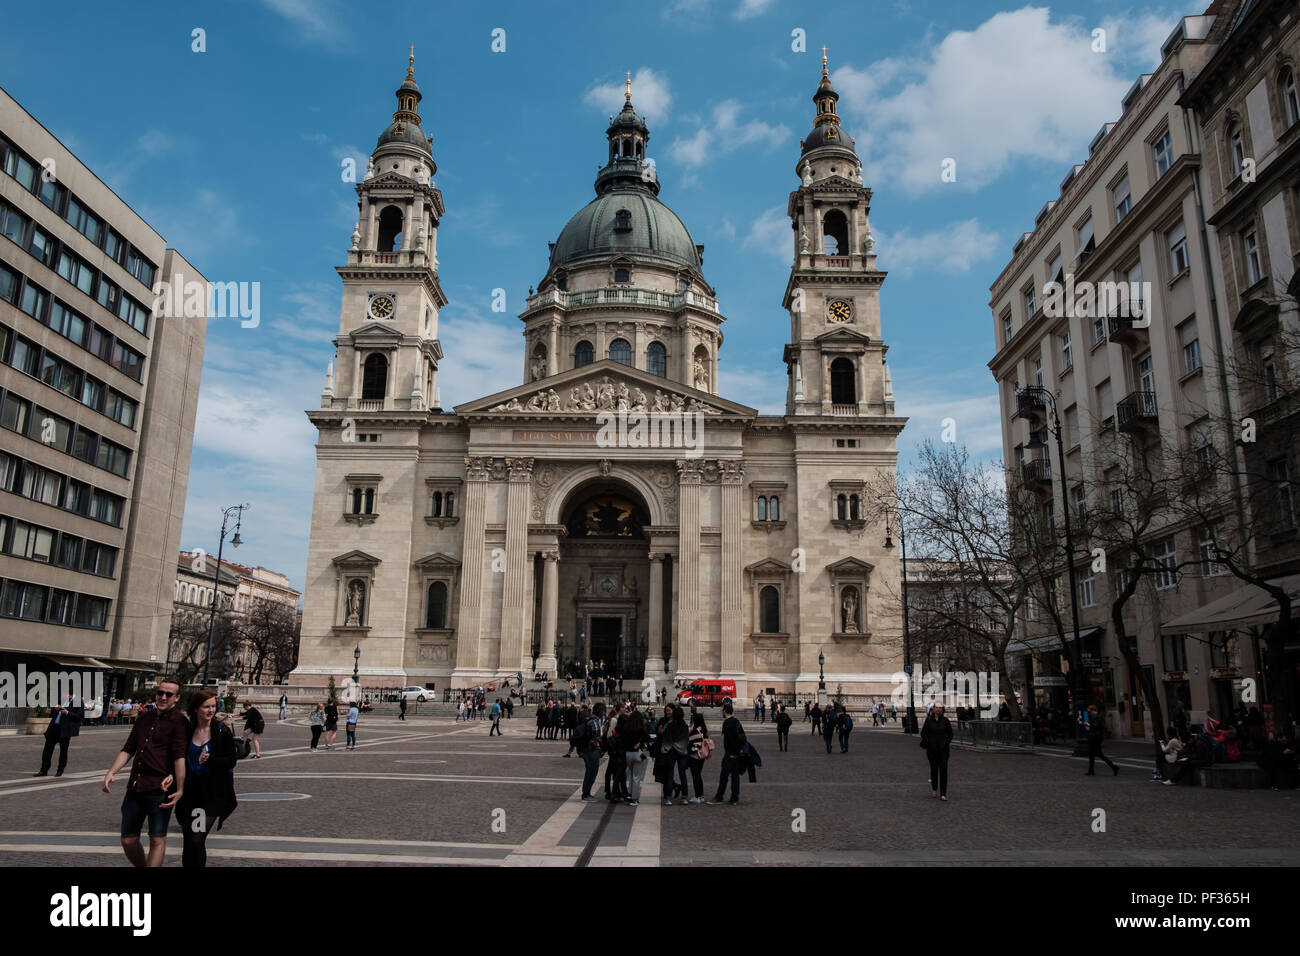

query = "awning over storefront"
[[1160, 573, 1300, 635], [97, 658, 159, 673], [1007, 626, 1102, 656], [44, 655, 110, 669]]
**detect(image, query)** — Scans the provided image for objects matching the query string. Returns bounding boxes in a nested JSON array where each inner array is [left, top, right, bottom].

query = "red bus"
[[676, 681, 737, 707]]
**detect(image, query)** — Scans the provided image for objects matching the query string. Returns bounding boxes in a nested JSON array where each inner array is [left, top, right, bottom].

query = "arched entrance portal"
[[546, 479, 655, 679]]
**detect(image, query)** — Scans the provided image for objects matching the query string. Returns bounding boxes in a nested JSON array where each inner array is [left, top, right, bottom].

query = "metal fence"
[[0, 707, 27, 729], [955, 719, 1032, 748]]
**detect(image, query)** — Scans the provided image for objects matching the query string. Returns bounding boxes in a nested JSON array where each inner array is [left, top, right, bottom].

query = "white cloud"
[[874, 219, 999, 278], [670, 100, 790, 169], [258, 0, 344, 42], [742, 205, 792, 262], [733, 0, 776, 19], [718, 363, 785, 415], [838, 6, 1175, 194], [1099, 11, 1183, 70], [894, 385, 1003, 458], [584, 68, 672, 125], [437, 311, 524, 409]]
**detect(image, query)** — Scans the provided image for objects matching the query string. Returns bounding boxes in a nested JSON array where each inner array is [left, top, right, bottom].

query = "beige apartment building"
[[0, 86, 206, 693], [988, 8, 1264, 739]]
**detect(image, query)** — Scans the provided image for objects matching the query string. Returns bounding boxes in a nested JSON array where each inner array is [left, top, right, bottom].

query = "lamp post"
[[885, 512, 917, 733], [201, 503, 248, 685], [353, 644, 361, 701], [817, 651, 826, 706], [1017, 385, 1088, 755]]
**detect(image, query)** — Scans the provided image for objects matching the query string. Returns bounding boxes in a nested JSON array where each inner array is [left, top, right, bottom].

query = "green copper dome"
[[549, 188, 702, 271]]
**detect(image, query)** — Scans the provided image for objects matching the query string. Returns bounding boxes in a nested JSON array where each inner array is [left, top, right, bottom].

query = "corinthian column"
[[453, 456, 491, 678], [537, 551, 559, 675], [720, 460, 745, 676], [676, 459, 703, 675], [645, 553, 666, 676], [498, 457, 534, 673]]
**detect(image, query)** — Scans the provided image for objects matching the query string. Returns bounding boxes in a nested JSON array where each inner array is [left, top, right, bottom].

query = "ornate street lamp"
[[201, 503, 249, 685], [885, 512, 917, 733], [818, 651, 825, 693], [353, 644, 361, 696]]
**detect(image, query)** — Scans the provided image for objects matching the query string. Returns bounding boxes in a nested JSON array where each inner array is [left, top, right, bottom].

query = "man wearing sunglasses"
[[102, 677, 188, 867]]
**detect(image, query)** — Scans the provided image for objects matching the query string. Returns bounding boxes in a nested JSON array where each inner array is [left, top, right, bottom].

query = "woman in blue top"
[[346, 702, 360, 750], [175, 690, 238, 867]]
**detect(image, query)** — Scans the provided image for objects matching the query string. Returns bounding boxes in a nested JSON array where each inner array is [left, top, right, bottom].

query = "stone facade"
[[294, 56, 906, 701]]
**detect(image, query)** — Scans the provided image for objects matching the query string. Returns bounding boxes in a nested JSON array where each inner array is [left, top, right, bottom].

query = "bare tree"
[[233, 601, 301, 685]]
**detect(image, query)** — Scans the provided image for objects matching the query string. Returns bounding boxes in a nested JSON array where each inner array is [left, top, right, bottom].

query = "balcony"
[[1014, 389, 1047, 422], [1027, 428, 1048, 447], [522, 286, 719, 314], [830, 404, 857, 416], [1116, 390, 1158, 433], [1108, 312, 1148, 346], [824, 257, 850, 268], [1021, 458, 1052, 491]]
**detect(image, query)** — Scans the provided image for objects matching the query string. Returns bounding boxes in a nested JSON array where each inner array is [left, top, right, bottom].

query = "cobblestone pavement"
[[0, 714, 1294, 866]]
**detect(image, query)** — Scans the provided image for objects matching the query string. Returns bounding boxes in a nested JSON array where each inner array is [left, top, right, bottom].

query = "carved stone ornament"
[[491, 375, 720, 414], [506, 457, 535, 481], [464, 456, 490, 480]]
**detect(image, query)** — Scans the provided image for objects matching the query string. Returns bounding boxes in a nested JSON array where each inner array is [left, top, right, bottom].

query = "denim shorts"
[[120, 789, 172, 838]]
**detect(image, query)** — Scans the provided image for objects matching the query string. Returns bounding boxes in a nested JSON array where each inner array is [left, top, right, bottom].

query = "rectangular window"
[[1065, 405, 1079, 448], [1161, 633, 1188, 672], [0, 580, 47, 621], [63, 478, 88, 515], [1127, 262, 1144, 317], [1113, 175, 1132, 221], [33, 410, 72, 453], [1076, 215, 1094, 259], [1047, 252, 1063, 284], [0, 202, 25, 245], [1092, 315, 1106, 346], [125, 250, 156, 289], [1001, 311, 1013, 344], [1097, 379, 1114, 424], [56, 534, 81, 570], [90, 489, 123, 525], [1071, 482, 1087, 520], [1033, 357, 1043, 387], [1060, 331, 1072, 371], [65, 198, 103, 245], [103, 390, 137, 428], [11, 335, 41, 375], [37, 177, 65, 212], [1188, 420, 1213, 473], [1243, 230, 1262, 285], [27, 227, 53, 265], [1261, 347, 1279, 401], [71, 428, 97, 465], [1023, 286, 1037, 319], [56, 250, 96, 296], [1107, 467, 1122, 515], [3, 148, 37, 190], [40, 353, 80, 397], [73, 594, 109, 629], [1152, 537, 1178, 590], [95, 277, 117, 311], [0, 262, 17, 303], [81, 540, 117, 577], [110, 341, 144, 381], [1, 393, 31, 434], [1078, 568, 1095, 608], [1168, 222, 1189, 275], [1199, 526, 1225, 577], [86, 324, 110, 361], [1178, 319, 1201, 373], [1153, 130, 1174, 178], [104, 230, 124, 264], [116, 294, 148, 335], [19, 282, 48, 320], [0, 450, 18, 493], [80, 376, 104, 412], [11, 520, 55, 562], [94, 439, 130, 478], [1270, 459, 1295, 529], [47, 589, 75, 625], [48, 301, 87, 346]]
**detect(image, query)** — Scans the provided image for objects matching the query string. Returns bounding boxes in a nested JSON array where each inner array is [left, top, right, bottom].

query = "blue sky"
[[0, 0, 1185, 592]]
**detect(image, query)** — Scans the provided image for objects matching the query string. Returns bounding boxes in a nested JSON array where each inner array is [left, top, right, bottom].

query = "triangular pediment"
[[348, 322, 404, 343], [827, 556, 875, 574], [413, 551, 461, 569], [456, 360, 756, 417], [813, 327, 872, 346], [333, 549, 382, 568], [745, 557, 793, 574], [366, 171, 420, 189], [812, 174, 863, 190]]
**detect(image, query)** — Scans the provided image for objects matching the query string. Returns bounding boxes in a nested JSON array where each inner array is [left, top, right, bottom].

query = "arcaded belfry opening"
[[830, 356, 856, 404], [377, 205, 404, 252], [822, 209, 848, 255], [361, 353, 388, 400]]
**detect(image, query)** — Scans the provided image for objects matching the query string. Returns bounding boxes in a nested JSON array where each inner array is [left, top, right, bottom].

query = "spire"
[[374, 47, 434, 158], [594, 72, 658, 196], [799, 48, 855, 157], [625, 70, 633, 101]]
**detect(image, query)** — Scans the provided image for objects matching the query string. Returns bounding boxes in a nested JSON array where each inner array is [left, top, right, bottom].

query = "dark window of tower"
[[823, 210, 848, 256], [769, 496, 779, 520], [610, 339, 632, 365], [757, 497, 768, 521], [557, 277, 568, 291], [352, 488, 362, 514], [614, 268, 630, 283], [445, 492, 455, 516], [362, 353, 388, 400], [575, 340, 594, 367], [377, 205, 404, 252], [363, 488, 375, 514], [614, 209, 632, 232], [850, 494, 860, 520], [432, 491, 443, 517], [647, 342, 666, 377], [760, 585, 780, 633], [830, 357, 855, 404], [836, 494, 847, 520], [426, 581, 447, 629]]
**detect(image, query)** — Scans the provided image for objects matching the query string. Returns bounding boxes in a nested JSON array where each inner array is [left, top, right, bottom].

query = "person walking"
[[822, 704, 838, 754], [176, 690, 239, 868], [308, 703, 325, 751], [838, 708, 854, 752], [102, 677, 187, 867], [239, 702, 265, 758], [710, 701, 746, 805], [754, 698, 762, 722], [687, 712, 711, 802], [921, 703, 953, 800], [803, 700, 811, 724], [775, 704, 792, 752], [323, 700, 339, 750], [489, 699, 503, 736], [35, 692, 83, 777], [398, 696, 407, 721], [621, 707, 650, 806], [278, 693, 288, 721], [811, 702, 822, 735], [576, 703, 604, 800], [1084, 704, 1118, 776], [345, 700, 359, 750]]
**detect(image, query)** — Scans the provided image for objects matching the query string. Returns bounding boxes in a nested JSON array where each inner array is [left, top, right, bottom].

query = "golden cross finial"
[[406, 44, 416, 79], [409, 44, 416, 62], [821, 46, 828, 75], [625, 70, 632, 101]]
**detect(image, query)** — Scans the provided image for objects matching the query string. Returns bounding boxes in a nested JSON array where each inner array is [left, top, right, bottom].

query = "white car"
[[399, 686, 435, 702]]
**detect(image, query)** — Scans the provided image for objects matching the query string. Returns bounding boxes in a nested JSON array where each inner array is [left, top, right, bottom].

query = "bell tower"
[[781, 50, 893, 417], [323, 48, 447, 413]]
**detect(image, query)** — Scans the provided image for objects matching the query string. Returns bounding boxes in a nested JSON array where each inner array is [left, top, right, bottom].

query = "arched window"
[[432, 491, 442, 517], [822, 209, 849, 255], [426, 581, 447, 629], [445, 491, 455, 516], [363, 488, 375, 514], [609, 338, 631, 365], [352, 488, 362, 514], [574, 340, 594, 367], [830, 357, 856, 404], [1228, 122, 1245, 178], [769, 496, 779, 521], [757, 497, 767, 521], [614, 268, 630, 283], [647, 341, 666, 377], [760, 585, 780, 634], [1281, 67, 1299, 127], [377, 205, 404, 252], [836, 494, 847, 520], [361, 353, 388, 400], [849, 494, 860, 520]]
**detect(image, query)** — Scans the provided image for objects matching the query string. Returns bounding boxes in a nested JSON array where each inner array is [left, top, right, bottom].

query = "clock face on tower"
[[369, 295, 395, 319], [828, 299, 853, 323]]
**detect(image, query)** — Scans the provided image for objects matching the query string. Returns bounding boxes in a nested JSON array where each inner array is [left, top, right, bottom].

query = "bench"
[[1196, 764, 1269, 789]]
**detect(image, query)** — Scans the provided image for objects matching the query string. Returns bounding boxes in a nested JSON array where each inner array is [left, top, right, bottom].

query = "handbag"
[[697, 736, 714, 760]]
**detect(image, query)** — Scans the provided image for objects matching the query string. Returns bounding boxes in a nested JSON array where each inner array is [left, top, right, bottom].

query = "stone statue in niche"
[[693, 358, 709, 390], [346, 581, 365, 626], [799, 226, 810, 254], [530, 356, 547, 381], [840, 587, 860, 634]]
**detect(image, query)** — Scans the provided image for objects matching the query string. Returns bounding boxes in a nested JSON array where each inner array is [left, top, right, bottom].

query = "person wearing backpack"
[[775, 704, 792, 752], [838, 709, 854, 753], [176, 689, 239, 868], [687, 712, 712, 802], [577, 703, 604, 800], [239, 702, 265, 758], [709, 701, 746, 805], [345, 700, 360, 750], [308, 703, 325, 752], [822, 704, 839, 754], [489, 699, 503, 736]]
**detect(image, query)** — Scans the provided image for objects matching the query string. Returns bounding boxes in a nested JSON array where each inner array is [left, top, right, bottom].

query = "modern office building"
[[0, 86, 206, 691]]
